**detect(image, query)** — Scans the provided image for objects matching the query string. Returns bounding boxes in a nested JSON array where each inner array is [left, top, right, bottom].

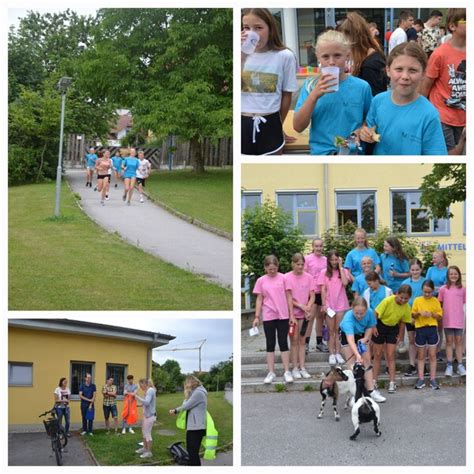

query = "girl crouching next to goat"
[[339, 297, 386, 403]]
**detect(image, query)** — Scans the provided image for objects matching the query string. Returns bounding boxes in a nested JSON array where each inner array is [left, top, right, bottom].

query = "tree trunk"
[[190, 136, 205, 173]]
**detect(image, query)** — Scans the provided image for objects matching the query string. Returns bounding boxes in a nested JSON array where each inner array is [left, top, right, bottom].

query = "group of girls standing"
[[241, 8, 451, 155], [252, 228, 466, 396]]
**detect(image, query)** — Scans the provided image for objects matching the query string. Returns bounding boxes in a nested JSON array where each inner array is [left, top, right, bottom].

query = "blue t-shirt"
[[340, 308, 377, 336], [380, 253, 410, 292], [86, 153, 97, 168], [426, 266, 448, 295], [294, 75, 372, 155], [122, 157, 139, 178], [112, 156, 123, 170], [79, 383, 96, 404], [344, 247, 380, 277], [366, 92, 447, 155], [401, 276, 427, 306], [352, 272, 369, 295], [363, 285, 392, 311]]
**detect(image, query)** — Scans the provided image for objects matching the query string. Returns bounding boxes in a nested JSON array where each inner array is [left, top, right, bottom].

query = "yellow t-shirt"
[[375, 295, 412, 326], [411, 296, 443, 329]]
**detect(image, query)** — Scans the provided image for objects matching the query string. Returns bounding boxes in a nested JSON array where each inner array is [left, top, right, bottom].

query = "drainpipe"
[[324, 164, 329, 231]]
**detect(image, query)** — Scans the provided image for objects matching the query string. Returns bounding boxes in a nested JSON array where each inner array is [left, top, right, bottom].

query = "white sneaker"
[[388, 381, 397, 393], [335, 353, 345, 364], [329, 354, 337, 365], [128, 428, 135, 434], [370, 389, 386, 403], [263, 372, 276, 384], [283, 371, 294, 383], [445, 364, 453, 377], [292, 368, 302, 379], [80, 431, 87, 436], [140, 196, 144, 203], [300, 368, 311, 379], [121, 428, 126, 435], [140, 451, 153, 458], [135, 447, 146, 454], [457, 364, 466, 376]]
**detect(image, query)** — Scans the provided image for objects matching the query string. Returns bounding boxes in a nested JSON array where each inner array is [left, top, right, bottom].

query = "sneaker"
[[284, 371, 294, 383], [88, 432, 94, 436], [430, 379, 440, 390], [263, 372, 276, 384], [128, 428, 135, 434], [115, 183, 118, 188], [135, 447, 146, 454], [300, 368, 311, 379], [127, 201, 131, 206], [105, 194, 109, 201], [80, 431, 87, 436], [305, 342, 309, 355], [444, 364, 453, 377], [94, 186, 97, 191], [370, 389, 386, 403], [122, 428, 126, 435], [140, 196, 144, 203], [335, 353, 345, 364], [100, 200, 104, 206], [140, 451, 153, 459], [122, 194, 127, 202], [316, 342, 328, 352], [86, 183, 89, 187], [397, 342, 407, 354], [387, 381, 397, 393], [292, 368, 302, 379], [66, 433, 71, 438], [328, 354, 337, 365], [414, 379, 425, 390], [404, 364, 416, 376], [456, 364, 466, 376]]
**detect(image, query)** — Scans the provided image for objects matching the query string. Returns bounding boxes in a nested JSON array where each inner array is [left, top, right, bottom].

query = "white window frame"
[[8, 362, 33, 387], [276, 190, 318, 236], [335, 189, 377, 233], [241, 191, 263, 212]]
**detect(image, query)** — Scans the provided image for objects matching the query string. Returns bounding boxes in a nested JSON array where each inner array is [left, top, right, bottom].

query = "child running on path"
[[360, 42, 447, 154], [438, 265, 466, 376], [241, 8, 298, 155], [121, 148, 139, 205], [136, 151, 152, 203], [111, 150, 123, 188], [95, 150, 112, 205]]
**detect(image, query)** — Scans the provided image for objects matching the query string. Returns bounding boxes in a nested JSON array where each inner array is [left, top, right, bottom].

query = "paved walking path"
[[66, 169, 232, 288]]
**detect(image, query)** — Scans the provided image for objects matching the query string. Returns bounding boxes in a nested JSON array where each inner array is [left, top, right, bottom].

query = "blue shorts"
[[415, 326, 439, 347], [103, 405, 118, 419]]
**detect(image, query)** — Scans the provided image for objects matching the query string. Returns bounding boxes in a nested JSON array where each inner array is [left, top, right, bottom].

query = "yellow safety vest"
[[176, 410, 218, 460]]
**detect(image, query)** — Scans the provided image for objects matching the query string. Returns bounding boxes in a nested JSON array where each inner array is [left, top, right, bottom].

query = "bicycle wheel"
[[58, 426, 68, 448], [53, 438, 63, 466]]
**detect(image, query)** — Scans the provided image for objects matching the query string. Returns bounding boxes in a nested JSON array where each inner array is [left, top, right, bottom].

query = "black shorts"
[[405, 322, 415, 332], [314, 293, 322, 306], [241, 112, 285, 155], [372, 319, 399, 345], [136, 177, 146, 186], [97, 174, 110, 180], [340, 331, 364, 347]]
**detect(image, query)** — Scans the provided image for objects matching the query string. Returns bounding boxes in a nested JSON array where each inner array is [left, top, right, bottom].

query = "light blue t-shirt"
[[366, 92, 447, 155], [294, 75, 372, 155], [112, 156, 123, 170], [344, 247, 380, 277], [426, 266, 448, 295], [86, 153, 97, 168], [401, 276, 427, 307], [363, 285, 393, 311], [352, 272, 369, 295], [380, 253, 410, 293], [340, 308, 377, 336], [122, 157, 139, 178]]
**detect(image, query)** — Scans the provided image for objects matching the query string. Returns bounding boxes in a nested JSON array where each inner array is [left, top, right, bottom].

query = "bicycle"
[[39, 408, 68, 466]]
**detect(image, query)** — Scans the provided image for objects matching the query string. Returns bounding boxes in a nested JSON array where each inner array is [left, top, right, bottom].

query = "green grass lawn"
[[8, 183, 232, 310], [84, 391, 233, 466], [145, 168, 233, 235]]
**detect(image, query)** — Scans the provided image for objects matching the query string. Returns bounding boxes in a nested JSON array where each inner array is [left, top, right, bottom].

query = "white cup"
[[249, 326, 260, 336], [321, 66, 340, 92], [241, 31, 260, 55], [326, 307, 336, 318]]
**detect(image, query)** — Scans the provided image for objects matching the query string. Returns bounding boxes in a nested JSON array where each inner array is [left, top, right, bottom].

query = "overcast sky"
[[65, 315, 233, 373]]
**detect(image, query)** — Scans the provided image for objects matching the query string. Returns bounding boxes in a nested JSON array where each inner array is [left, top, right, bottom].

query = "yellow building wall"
[[242, 163, 466, 272], [9, 327, 150, 426]]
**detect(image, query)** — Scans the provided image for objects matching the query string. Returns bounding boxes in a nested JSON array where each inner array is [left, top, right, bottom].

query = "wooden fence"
[[65, 135, 233, 169]]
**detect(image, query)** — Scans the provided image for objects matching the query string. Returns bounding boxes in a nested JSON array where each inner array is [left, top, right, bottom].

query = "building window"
[[276, 191, 318, 236], [391, 191, 450, 235], [241, 192, 262, 212], [336, 191, 376, 233], [8, 362, 33, 386], [70, 362, 94, 398], [106, 364, 127, 396]]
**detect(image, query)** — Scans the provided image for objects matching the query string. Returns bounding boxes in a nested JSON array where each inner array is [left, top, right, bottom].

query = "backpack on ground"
[[168, 442, 190, 465]]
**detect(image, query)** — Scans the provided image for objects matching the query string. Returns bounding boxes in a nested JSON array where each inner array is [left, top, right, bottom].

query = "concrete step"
[[241, 373, 466, 394]]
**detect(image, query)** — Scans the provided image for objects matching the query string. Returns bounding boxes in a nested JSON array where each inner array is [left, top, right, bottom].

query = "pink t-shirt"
[[438, 285, 466, 329], [304, 253, 327, 294], [284, 271, 317, 319], [253, 273, 289, 321], [317, 268, 350, 312]]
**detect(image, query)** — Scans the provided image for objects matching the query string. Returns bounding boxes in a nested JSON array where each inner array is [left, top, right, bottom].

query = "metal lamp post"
[[54, 76, 72, 217]]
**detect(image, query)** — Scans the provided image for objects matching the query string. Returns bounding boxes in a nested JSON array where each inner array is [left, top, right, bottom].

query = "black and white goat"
[[350, 362, 381, 440], [318, 366, 350, 421]]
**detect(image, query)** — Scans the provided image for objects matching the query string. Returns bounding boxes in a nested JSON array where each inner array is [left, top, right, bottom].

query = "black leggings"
[[187, 429, 206, 466], [263, 319, 289, 352]]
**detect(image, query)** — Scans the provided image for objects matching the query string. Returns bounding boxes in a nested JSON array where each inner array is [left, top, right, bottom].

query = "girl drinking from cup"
[[360, 42, 447, 155], [293, 30, 372, 155], [317, 250, 351, 365], [285, 253, 316, 379], [379, 236, 410, 293], [241, 8, 298, 155]]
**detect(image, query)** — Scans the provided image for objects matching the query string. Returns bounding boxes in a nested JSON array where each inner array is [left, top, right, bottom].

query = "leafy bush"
[[8, 145, 45, 185]]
